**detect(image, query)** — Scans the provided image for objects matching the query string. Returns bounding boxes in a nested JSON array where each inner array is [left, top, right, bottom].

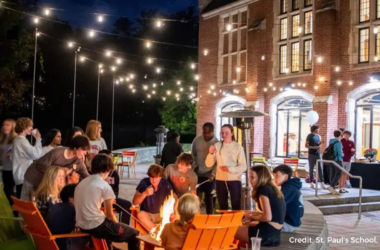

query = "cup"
[[251, 237, 262, 250], [32, 129, 37, 135]]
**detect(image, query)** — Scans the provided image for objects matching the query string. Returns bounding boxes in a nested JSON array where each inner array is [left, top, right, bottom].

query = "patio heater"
[[220, 108, 268, 210], [154, 126, 169, 164]]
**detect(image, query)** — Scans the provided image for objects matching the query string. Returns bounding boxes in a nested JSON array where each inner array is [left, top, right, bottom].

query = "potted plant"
[[364, 148, 378, 162]]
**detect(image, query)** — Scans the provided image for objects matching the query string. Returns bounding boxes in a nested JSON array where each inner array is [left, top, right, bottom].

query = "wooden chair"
[[117, 151, 138, 179], [11, 196, 108, 250], [284, 158, 300, 177], [137, 212, 244, 250], [130, 206, 150, 235]]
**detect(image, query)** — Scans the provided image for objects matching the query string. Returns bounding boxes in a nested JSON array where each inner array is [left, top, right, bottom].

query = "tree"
[[113, 17, 136, 36]]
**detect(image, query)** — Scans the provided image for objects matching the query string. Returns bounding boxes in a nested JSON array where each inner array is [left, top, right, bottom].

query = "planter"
[[153, 156, 161, 165]]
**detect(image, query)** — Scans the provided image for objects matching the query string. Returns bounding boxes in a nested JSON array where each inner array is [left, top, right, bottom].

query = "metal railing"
[[315, 159, 363, 219]]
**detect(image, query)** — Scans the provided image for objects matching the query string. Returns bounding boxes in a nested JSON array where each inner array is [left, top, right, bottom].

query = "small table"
[[137, 234, 163, 250], [350, 162, 380, 190]]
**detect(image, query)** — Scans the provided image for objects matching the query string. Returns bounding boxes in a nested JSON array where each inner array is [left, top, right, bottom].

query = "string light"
[[203, 49, 209, 56], [68, 42, 74, 48], [167, 90, 171, 95], [36, 32, 40, 37], [317, 56, 323, 63], [34, 17, 39, 24], [272, 87, 276, 91], [44, 8, 50, 16], [176, 98, 180, 101], [298, 27, 302, 34], [280, 87, 283, 91], [291, 83, 295, 88], [236, 67, 241, 73], [180, 88, 184, 92], [89, 30, 95, 37], [162, 97, 166, 101], [337, 80, 342, 86], [156, 20, 163, 28], [246, 88, 250, 93], [132, 89, 136, 93], [374, 27, 379, 34], [261, 55, 265, 61], [147, 58, 153, 64], [303, 83, 306, 87], [79, 56, 85, 62], [226, 24, 232, 31], [335, 66, 340, 72], [106, 50, 112, 57], [264, 88, 267, 92], [100, 69, 104, 73], [152, 90, 156, 95], [161, 82, 164, 86], [116, 58, 122, 64], [146, 41, 152, 48], [210, 85, 215, 90], [207, 90, 211, 94], [111, 66, 116, 71], [98, 64, 103, 69], [233, 80, 236, 84], [129, 84, 134, 89], [120, 78, 124, 82], [375, 56, 379, 62], [143, 85, 148, 90], [195, 75, 199, 80], [126, 77, 130, 82], [213, 92, 217, 96], [314, 85, 319, 90], [175, 93, 179, 98], [349, 81, 353, 86], [152, 83, 156, 88], [319, 77, 324, 82], [147, 94, 151, 98], [130, 74, 135, 79], [97, 15, 104, 23], [190, 87, 194, 91], [284, 68, 289, 74], [115, 80, 119, 85], [156, 67, 161, 73], [191, 63, 196, 69], [297, 82, 301, 86], [269, 82, 273, 87], [177, 81, 181, 85]]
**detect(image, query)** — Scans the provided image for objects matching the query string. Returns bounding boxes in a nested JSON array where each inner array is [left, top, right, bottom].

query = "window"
[[304, 11, 313, 34], [292, 15, 300, 37], [276, 99, 312, 159], [281, 0, 288, 14], [291, 42, 300, 72], [304, 0, 312, 7], [280, 18, 288, 40], [359, 0, 370, 22], [292, 0, 299, 10], [378, 0, 380, 19], [280, 45, 288, 74], [304, 40, 312, 70], [377, 33, 380, 59], [359, 28, 370, 63]]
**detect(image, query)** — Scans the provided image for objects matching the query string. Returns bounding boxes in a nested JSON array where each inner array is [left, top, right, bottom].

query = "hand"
[[209, 145, 216, 154], [219, 166, 229, 172], [112, 199, 116, 204], [34, 130, 41, 139], [144, 185, 154, 196], [351, 148, 356, 152]]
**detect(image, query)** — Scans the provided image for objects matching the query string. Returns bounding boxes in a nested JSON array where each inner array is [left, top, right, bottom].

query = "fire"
[[149, 190, 175, 241]]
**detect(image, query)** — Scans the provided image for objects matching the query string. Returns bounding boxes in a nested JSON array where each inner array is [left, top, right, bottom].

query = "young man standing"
[[191, 122, 218, 214], [305, 125, 325, 189], [133, 164, 173, 231], [328, 130, 344, 195], [273, 164, 304, 232], [340, 131, 355, 193], [164, 153, 198, 197]]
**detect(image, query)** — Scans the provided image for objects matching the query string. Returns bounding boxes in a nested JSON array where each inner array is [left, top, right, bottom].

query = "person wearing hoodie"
[[327, 130, 344, 195], [273, 164, 304, 232]]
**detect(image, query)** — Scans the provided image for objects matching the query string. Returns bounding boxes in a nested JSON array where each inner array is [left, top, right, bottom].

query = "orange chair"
[[11, 196, 108, 250], [137, 212, 244, 250], [284, 158, 300, 177], [117, 151, 138, 179], [130, 206, 150, 235]]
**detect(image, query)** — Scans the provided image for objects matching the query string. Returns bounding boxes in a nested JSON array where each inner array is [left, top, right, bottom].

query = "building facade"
[[197, 0, 380, 161]]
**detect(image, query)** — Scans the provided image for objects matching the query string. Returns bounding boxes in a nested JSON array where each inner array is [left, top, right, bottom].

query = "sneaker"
[[339, 189, 348, 193], [310, 183, 315, 189], [320, 182, 328, 190], [328, 186, 337, 195], [346, 180, 352, 188]]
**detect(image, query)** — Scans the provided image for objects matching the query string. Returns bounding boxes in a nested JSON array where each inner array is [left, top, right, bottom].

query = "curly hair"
[[15, 117, 32, 134]]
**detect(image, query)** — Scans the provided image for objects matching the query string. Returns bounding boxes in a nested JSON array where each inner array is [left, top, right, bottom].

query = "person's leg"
[[330, 161, 342, 189], [136, 211, 159, 231], [16, 184, 23, 199], [228, 181, 242, 210], [234, 225, 250, 246], [3, 170, 15, 205], [115, 198, 132, 225], [203, 180, 215, 214], [317, 154, 324, 183], [215, 180, 229, 210], [19, 180, 35, 201], [308, 155, 316, 186]]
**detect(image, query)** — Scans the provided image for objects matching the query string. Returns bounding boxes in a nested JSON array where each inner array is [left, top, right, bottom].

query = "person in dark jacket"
[[160, 132, 183, 168], [273, 164, 304, 232]]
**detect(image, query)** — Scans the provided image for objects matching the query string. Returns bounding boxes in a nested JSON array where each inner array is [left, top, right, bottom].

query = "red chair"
[[117, 151, 138, 179], [284, 158, 300, 177]]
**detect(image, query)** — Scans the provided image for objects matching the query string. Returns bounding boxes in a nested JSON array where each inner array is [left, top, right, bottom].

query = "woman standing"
[[11, 117, 42, 198], [206, 124, 247, 210], [42, 129, 62, 156], [0, 119, 17, 204], [85, 120, 107, 160]]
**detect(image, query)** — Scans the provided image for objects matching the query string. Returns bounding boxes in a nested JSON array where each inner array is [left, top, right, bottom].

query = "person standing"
[[0, 119, 17, 205], [160, 132, 183, 168], [41, 129, 62, 156], [206, 124, 247, 210], [191, 122, 218, 214], [339, 130, 355, 193], [11, 117, 42, 198], [305, 125, 325, 189], [327, 130, 344, 195], [85, 120, 107, 160], [62, 127, 84, 147]]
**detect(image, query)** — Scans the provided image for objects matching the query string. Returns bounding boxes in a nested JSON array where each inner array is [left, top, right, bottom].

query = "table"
[[137, 234, 162, 250], [350, 162, 380, 190]]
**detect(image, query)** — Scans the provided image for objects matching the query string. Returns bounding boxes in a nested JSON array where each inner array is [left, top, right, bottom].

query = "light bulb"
[[34, 17, 39, 24], [298, 27, 302, 34], [203, 49, 209, 56], [100, 69, 104, 73], [297, 82, 301, 86], [264, 88, 267, 92], [233, 80, 237, 85], [98, 64, 103, 69], [120, 78, 124, 82], [180, 88, 183, 92], [374, 27, 379, 34], [236, 67, 241, 73], [130, 74, 135, 79], [98, 15, 104, 23], [147, 58, 153, 64], [116, 58, 122, 64], [337, 80, 342, 86], [156, 67, 161, 73], [269, 82, 273, 87], [80, 56, 85, 62], [335, 66, 340, 72], [213, 92, 217, 96], [314, 85, 319, 90], [261, 55, 265, 61], [126, 77, 130, 82], [146, 41, 152, 48], [106, 50, 112, 57], [156, 20, 162, 28], [129, 84, 133, 89], [89, 30, 95, 37], [190, 87, 194, 91], [195, 75, 199, 80], [191, 63, 196, 69], [349, 81, 353, 86], [68, 42, 74, 48], [36, 32, 40, 37], [319, 77, 324, 82], [177, 81, 181, 85], [207, 90, 211, 94], [284, 68, 289, 73], [272, 87, 276, 91], [226, 24, 232, 31], [167, 90, 171, 95], [246, 88, 250, 93], [44, 8, 50, 16], [111, 66, 116, 71], [280, 88, 283, 91], [161, 82, 164, 86], [152, 90, 156, 94], [291, 83, 295, 88], [163, 97, 166, 101], [116, 80, 119, 85], [148, 94, 151, 98], [132, 89, 136, 93], [375, 56, 379, 62], [303, 83, 306, 87], [317, 57, 323, 63], [143, 85, 148, 90], [211, 85, 215, 90]]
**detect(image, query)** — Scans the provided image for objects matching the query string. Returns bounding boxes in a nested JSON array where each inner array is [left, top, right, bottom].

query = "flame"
[[150, 190, 175, 241]]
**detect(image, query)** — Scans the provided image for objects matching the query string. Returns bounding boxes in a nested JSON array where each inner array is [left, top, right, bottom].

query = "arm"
[[305, 136, 320, 150], [250, 196, 272, 222], [104, 199, 117, 222], [205, 153, 216, 168], [132, 191, 146, 205], [76, 161, 90, 178], [21, 138, 42, 160], [160, 147, 166, 166], [190, 173, 198, 194], [191, 139, 198, 171], [228, 146, 247, 175], [337, 142, 343, 159]]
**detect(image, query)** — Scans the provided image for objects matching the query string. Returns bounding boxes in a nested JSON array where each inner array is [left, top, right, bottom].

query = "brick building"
[[197, 0, 380, 161]]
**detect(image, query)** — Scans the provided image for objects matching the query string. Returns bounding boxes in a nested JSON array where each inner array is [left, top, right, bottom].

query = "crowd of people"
[[2, 116, 357, 248]]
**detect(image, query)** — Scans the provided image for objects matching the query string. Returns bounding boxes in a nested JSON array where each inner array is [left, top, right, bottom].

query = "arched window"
[[276, 98, 312, 159], [220, 103, 244, 144], [356, 93, 380, 160]]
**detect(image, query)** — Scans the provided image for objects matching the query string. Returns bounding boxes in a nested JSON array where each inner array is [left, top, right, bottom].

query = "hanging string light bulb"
[[111, 66, 116, 71], [236, 67, 241, 73], [374, 26, 379, 34], [130, 74, 135, 79], [191, 63, 196, 69], [349, 81, 353, 86], [116, 58, 122, 64], [79, 56, 85, 62], [317, 56, 323, 63], [98, 64, 103, 69], [89, 30, 95, 37], [156, 20, 163, 28], [146, 40, 152, 48], [98, 14, 104, 23], [195, 75, 199, 80], [106, 50, 112, 57], [34, 17, 39, 24], [147, 58, 153, 64], [335, 66, 340, 72], [156, 67, 161, 73], [177, 81, 181, 85], [68, 42, 74, 48], [226, 23, 232, 31], [203, 49, 209, 56], [44, 8, 50, 16]]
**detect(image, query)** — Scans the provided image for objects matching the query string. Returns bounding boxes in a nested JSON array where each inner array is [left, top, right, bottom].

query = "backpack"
[[322, 141, 339, 160]]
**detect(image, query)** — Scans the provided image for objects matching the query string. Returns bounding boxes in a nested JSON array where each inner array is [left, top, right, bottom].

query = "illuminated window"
[[376, 33, 380, 59], [304, 0, 313, 7], [280, 18, 288, 40], [304, 40, 312, 70], [359, 0, 370, 22], [280, 45, 288, 74], [291, 42, 300, 72], [305, 11, 313, 34], [281, 0, 288, 14], [292, 0, 299, 10], [359, 28, 369, 63], [292, 15, 300, 37]]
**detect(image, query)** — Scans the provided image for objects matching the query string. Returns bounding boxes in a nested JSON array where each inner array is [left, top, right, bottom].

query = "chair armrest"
[[51, 232, 90, 239], [0, 216, 23, 221], [216, 210, 249, 214]]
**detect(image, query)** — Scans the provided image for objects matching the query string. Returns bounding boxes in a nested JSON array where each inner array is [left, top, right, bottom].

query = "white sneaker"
[[310, 183, 315, 189], [320, 182, 328, 190], [328, 187, 339, 195]]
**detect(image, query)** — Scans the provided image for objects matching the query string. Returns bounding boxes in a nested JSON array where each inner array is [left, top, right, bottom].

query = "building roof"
[[202, 0, 239, 13]]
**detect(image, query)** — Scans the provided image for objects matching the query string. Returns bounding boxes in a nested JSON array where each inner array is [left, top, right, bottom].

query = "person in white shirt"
[[74, 154, 139, 250], [206, 124, 247, 210], [288, 133, 298, 157], [41, 129, 62, 156], [85, 120, 107, 160], [11, 117, 42, 198]]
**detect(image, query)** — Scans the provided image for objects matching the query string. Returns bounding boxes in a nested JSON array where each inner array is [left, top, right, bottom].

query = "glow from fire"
[[149, 191, 175, 241]]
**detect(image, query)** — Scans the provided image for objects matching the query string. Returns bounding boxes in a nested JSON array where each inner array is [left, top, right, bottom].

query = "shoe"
[[339, 189, 348, 193], [310, 183, 315, 189], [320, 182, 328, 190], [346, 180, 352, 188], [328, 186, 338, 195]]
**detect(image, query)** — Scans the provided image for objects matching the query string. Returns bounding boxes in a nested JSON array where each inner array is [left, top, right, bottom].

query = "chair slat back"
[[121, 151, 137, 163], [221, 212, 244, 248], [11, 196, 59, 250], [182, 215, 208, 250], [284, 158, 299, 165], [196, 215, 221, 249], [208, 214, 234, 249]]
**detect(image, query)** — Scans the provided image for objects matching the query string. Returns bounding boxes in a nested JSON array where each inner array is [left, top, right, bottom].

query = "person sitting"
[[74, 154, 140, 250], [235, 165, 286, 247], [132, 164, 173, 231], [164, 153, 198, 198], [160, 132, 183, 168], [35, 166, 66, 218], [273, 164, 304, 232], [161, 194, 200, 250]]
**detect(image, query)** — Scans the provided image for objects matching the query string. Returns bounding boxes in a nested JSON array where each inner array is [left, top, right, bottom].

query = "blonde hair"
[[251, 165, 283, 201], [85, 120, 101, 141], [0, 119, 17, 144], [35, 166, 65, 204], [176, 194, 200, 227], [15, 117, 32, 134]]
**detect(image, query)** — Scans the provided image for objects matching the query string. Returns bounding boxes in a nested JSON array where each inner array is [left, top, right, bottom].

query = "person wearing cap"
[[305, 125, 325, 189]]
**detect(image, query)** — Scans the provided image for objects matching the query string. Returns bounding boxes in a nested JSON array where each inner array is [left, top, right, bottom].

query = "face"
[[67, 171, 80, 184], [221, 127, 233, 141], [249, 170, 258, 189], [98, 124, 102, 136], [176, 136, 180, 143], [53, 132, 62, 145], [290, 134, 295, 139], [273, 171, 288, 186], [315, 128, 320, 134], [203, 127, 214, 141], [25, 122, 33, 135], [73, 131, 82, 138], [74, 148, 87, 159], [55, 169, 66, 189], [149, 176, 162, 187], [2, 121, 13, 134], [343, 133, 351, 140], [178, 162, 190, 173]]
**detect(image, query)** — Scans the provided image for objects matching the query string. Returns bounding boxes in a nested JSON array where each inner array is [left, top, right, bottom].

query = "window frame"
[[280, 17, 288, 41], [359, 0, 370, 23], [303, 39, 313, 71], [281, 0, 288, 14], [376, 33, 380, 59], [292, 0, 300, 10], [304, 0, 313, 7], [279, 44, 288, 74], [377, 0, 380, 19], [292, 14, 300, 38], [304, 11, 313, 35], [358, 27, 370, 63], [291, 42, 300, 73]]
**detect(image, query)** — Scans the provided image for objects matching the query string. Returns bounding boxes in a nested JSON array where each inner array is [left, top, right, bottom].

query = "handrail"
[[315, 159, 362, 219]]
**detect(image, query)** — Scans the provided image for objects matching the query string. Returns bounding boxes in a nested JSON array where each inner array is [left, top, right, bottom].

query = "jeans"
[[329, 161, 343, 188], [308, 154, 323, 182], [215, 180, 241, 210], [114, 198, 132, 225], [196, 176, 214, 214]]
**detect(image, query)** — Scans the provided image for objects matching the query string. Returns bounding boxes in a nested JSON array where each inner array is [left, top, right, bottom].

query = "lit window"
[[292, 15, 300, 37], [304, 11, 313, 34], [359, 0, 370, 22], [292, 0, 299, 10], [359, 28, 369, 63], [303, 40, 312, 70], [376, 33, 380, 59], [304, 0, 313, 7], [378, 0, 380, 19], [281, 0, 288, 14], [291, 42, 300, 72], [280, 45, 287, 74], [280, 18, 288, 40]]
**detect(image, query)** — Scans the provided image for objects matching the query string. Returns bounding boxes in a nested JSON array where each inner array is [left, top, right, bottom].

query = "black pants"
[[114, 198, 132, 225], [81, 219, 139, 250], [329, 161, 343, 188], [197, 176, 214, 214], [16, 184, 23, 199], [248, 222, 281, 246], [215, 180, 241, 210], [3, 170, 15, 205]]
